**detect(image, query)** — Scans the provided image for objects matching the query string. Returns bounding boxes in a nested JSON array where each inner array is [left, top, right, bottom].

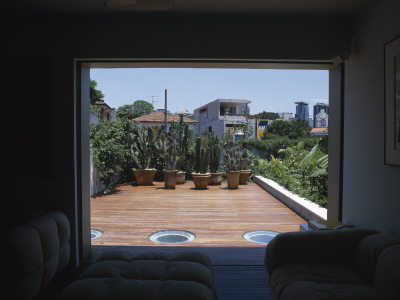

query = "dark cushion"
[[269, 263, 368, 300], [279, 282, 382, 300], [265, 229, 377, 275], [353, 233, 400, 284], [2, 210, 70, 300], [59, 250, 217, 300], [373, 245, 400, 300], [265, 229, 400, 300]]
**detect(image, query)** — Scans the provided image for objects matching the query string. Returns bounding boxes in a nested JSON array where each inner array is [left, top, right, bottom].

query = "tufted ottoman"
[[59, 250, 217, 300]]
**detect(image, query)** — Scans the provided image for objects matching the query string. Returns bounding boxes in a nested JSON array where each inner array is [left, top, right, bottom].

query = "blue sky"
[[90, 68, 328, 115]]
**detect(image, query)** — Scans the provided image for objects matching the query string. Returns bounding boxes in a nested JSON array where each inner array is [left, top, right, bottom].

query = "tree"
[[289, 118, 311, 139], [117, 104, 135, 120], [90, 79, 105, 105], [132, 100, 154, 118], [264, 119, 291, 137], [258, 111, 279, 120], [263, 118, 311, 139], [117, 100, 154, 120]]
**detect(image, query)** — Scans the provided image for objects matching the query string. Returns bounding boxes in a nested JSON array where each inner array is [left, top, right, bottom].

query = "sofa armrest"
[[2, 210, 70, 300], [264, 228, 377, 275]]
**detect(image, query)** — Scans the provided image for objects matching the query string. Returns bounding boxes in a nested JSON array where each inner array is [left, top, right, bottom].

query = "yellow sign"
[[256, 119, 271, 139]]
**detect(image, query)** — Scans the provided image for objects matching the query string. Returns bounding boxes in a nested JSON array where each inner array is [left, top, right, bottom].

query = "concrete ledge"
[[255, 176, 327, 221]]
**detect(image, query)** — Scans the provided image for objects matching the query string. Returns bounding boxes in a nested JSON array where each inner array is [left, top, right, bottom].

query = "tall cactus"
[[223, 141, 242, 171], [208, 131, 221, 173], [171, 115, 193, 173], [156, 130, 181, 170], [194, 137, 201, 173], [194, 136, 210, 174], [129, 125, 155, 169]]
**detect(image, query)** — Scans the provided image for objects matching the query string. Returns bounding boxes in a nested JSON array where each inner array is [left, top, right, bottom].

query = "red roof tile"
[[132, 111, 197, 123], [311, 127, 328, 133]]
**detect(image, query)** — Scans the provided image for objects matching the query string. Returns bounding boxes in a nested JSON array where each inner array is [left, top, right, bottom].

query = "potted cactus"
[[208, 131, 222, 185], [191, 137, 211, 190], [156, 130, 180, 189], [223, 141, 241, 189], [130, 125, 157, 186], [170, 115, 193, 184], [239, 144, 251, 185]]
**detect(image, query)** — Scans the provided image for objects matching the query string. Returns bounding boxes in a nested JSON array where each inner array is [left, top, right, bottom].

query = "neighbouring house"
[[90, 100, 116, 124], [278, 112, 294, 121], [132, 110, 197, 131], [311, 127, 328, 136], [193, 99, 255, 139]]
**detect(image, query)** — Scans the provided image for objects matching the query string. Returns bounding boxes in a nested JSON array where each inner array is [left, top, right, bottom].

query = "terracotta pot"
[[191, 173, 211, 190], [239, 170, 251, 185], [176, 171, 186, 184], [132, 168, 157, 186], [164, 170, 177, 189], [209, 172, 223, 185], [226, 171, 240, 189]]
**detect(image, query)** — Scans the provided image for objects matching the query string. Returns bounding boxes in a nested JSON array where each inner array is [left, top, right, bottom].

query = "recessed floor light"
[[91, 229, 103, 240], [149, 230, 196, 244], [243, 230, 280, 244]]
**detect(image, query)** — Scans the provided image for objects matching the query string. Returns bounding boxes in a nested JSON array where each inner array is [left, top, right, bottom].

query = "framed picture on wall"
[[384, 36, 400, 165]]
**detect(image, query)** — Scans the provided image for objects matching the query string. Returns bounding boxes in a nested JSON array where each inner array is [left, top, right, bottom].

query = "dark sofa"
[[3, 210, 217, 300], [3, 210, 71, 300], [264, 229, 400, 300]]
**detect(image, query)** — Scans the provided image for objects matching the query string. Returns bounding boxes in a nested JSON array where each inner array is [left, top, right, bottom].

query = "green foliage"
[[90, 119, 131, 188], [263, 118, 311, 139], [90, 104, 101, 119], [251, 138, 328, 207], [90, 79, 104, 105], [117, 104, 135, 120], [247, 136, 318, 160], [128, 125, 155, 169], [117, 100, 154, 120], [258, 111, 279, 120]]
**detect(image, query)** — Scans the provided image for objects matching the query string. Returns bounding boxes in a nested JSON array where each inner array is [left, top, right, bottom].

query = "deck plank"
[[91, 181, 305, 247]]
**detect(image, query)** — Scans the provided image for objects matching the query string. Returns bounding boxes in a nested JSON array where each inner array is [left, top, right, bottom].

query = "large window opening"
[[82, 62, 332, 252]]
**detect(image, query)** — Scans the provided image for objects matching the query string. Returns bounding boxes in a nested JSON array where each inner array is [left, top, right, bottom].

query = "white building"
[[278, 112, 294, 121], [193, 99, 255, 139], [315, 109, 329, 128]]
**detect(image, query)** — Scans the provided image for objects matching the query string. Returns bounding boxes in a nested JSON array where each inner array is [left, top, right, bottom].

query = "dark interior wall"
[[0, 11, 353, 263], [343, 0, 400, 236]]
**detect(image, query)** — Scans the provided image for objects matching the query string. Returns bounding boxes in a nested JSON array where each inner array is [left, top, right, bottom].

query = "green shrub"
[[251, 139, 328, 208]]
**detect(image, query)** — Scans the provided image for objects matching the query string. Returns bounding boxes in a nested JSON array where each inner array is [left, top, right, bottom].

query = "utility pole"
[[164, 89, 167, 130]]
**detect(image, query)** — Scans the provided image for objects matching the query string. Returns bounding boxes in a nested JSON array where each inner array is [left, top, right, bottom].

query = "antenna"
[[146, 95, 159, 106]]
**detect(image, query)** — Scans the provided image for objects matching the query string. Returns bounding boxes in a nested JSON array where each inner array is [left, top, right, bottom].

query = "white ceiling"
[[5, 0, 377, 14]]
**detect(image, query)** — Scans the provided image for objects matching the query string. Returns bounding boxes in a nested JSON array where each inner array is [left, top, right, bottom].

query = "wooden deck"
[[91, 181, 305, 247]]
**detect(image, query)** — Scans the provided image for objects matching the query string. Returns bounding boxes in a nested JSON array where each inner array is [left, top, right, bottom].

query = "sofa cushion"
[[372, 245, 400, 300], [353, 233, 400, 284], [280, 281, 383, 300], [59, 250, 217, 300], [3, 226, 44, 300], [2, 210, 70, 300], [265, 229, 377, 275], [269, 263, 368, 300]]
